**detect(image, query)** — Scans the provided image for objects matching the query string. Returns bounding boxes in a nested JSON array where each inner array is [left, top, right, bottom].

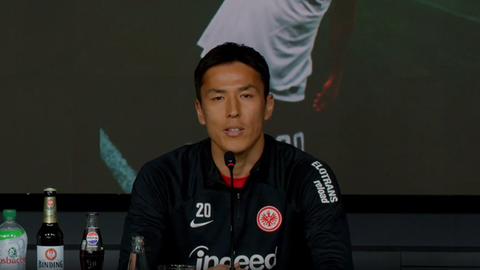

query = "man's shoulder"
[[264, 134, 338, 189], [130, 139, 210, 196], [266, 134, 329, 170], [265, 135, 342, 201]]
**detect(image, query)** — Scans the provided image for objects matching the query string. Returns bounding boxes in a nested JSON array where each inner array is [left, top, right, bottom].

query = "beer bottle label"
[[37, 246, 64, 270], [42, 196, 57, 223]]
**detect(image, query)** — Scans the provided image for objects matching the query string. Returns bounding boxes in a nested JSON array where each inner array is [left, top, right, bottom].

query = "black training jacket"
[[118, 134, 354, 270]]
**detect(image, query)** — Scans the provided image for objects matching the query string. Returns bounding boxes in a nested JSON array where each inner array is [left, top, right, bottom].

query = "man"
[[117, 42, 354, 270], [197, 0, 357, 111]]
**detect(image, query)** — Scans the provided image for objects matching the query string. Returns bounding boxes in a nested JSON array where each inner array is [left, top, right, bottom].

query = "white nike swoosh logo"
[[190, 219, 214, 228]]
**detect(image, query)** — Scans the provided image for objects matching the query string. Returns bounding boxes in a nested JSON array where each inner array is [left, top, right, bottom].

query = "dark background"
[[1, 0, 479, 195]]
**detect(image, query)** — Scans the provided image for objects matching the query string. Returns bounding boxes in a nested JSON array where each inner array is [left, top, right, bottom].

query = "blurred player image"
[[197, 0, 357, 112], [100, 0, 358, 194]]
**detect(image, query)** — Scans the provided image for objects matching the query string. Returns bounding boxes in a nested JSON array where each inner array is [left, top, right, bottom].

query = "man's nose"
[[227, 97, 240, 118]]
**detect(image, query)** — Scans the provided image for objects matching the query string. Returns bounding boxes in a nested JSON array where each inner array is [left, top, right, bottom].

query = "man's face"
[[195, 61, 274, 155]]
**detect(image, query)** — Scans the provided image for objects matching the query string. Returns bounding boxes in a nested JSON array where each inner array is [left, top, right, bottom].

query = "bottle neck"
[[1, 219, 17, 228], [85, 216, 99, 228], [130, 237, 145, 254], [131, 243, 145, 254], [42, 195, 58, 223]]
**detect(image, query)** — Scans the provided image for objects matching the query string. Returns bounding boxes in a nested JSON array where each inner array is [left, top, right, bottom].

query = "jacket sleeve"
[[297, 159, 354, 270], [117, 162, 170, 270]]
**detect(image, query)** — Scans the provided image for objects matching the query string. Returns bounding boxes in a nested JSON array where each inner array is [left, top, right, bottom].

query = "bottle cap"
[[86, 212, 99, 216], [3, 209, 16, 220]]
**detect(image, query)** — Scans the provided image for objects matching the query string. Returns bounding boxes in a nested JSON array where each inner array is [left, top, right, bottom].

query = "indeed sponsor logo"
[[189, 245, 277, 270], [311, 161, 338, 203]]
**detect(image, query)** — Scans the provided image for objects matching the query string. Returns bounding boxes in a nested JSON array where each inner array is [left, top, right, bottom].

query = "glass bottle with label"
[[80, 212, 105, 270], [127, 235, 149, 270], [36, 187, 64, 270]]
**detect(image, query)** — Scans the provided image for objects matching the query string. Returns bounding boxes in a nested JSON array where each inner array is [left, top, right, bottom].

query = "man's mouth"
[[224, 127, 244, 137]]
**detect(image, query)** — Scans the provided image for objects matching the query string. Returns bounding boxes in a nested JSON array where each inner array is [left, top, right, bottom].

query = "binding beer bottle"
[[37, 187, 64, 270], [80, 212, 105, 270]]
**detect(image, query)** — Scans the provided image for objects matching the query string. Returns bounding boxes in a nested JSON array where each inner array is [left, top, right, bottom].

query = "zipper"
[[236, 192, 241, 219]]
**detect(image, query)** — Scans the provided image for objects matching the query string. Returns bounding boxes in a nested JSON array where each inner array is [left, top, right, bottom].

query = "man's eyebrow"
[[206, 84, 259, 95], [238, 84, 259, 92], [206, 88, 226, 95]]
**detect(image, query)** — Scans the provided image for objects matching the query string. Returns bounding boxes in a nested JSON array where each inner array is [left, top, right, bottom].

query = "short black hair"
[[194, 42, 270, 103]]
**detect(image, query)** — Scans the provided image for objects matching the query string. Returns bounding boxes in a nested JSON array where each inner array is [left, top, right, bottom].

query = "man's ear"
[[264, 94, 274, 121], [195, 99, 206, 125]]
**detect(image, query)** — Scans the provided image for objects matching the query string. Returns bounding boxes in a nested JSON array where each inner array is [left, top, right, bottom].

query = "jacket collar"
[[200, 134, 274, 187]]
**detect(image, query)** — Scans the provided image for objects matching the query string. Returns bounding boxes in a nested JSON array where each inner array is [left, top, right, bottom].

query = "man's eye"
[[212, 96, 223, 101], [241, 94, 252, 98]]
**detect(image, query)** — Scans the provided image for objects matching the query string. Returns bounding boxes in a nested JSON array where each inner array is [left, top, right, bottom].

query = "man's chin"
[[211, 138, 245, 153], [218, 135, 264, 155], [220, 141, 250, 154], [222, 146, 247, 156]]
